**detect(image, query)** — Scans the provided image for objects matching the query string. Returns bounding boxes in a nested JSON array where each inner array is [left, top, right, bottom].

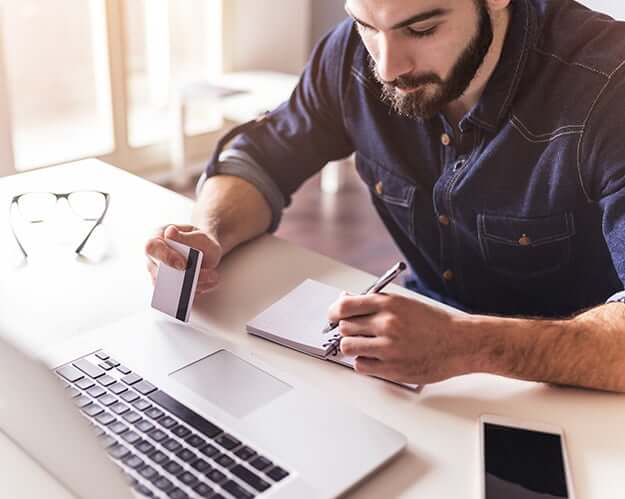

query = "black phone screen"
[[484, 423, 569, 499]]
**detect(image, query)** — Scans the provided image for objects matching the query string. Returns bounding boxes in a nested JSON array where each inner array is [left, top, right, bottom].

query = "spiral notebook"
[[246, 279, 418, 390]]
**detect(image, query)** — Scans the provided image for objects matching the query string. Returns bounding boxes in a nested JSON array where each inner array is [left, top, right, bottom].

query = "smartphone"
[[479, 414, 575, 499]]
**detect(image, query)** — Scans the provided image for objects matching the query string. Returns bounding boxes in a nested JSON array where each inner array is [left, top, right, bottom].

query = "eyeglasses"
[[9, 190, 110, 258]]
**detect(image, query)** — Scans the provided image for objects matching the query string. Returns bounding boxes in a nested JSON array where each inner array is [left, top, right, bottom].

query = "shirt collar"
[[461, 0, 538, 133]]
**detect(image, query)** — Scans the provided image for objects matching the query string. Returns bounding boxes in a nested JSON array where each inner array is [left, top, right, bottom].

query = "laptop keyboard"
[[55, 351, 290, 499]]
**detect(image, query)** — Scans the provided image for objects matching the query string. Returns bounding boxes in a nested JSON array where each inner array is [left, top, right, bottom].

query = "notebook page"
[[246, 279, 342, 358]]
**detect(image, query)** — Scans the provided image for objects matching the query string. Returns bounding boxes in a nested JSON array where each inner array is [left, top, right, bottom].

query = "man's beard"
[[371, 2, 494, 120]]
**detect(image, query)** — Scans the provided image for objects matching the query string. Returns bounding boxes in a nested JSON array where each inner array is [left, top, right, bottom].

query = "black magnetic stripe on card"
[[176, 248, 199, 321]]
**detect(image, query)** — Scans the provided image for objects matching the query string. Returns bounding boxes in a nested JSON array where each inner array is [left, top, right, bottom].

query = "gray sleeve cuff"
[[195, 149, 286, 233], [607, 290, 625, 303]]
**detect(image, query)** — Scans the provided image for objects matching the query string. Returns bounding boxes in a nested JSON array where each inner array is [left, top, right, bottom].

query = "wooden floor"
[[179, 166, 402, 276]]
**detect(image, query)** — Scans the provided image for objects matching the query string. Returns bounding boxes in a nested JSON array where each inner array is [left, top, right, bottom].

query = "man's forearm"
[[192, 175, 272, 255], [469, 303, 625, 392]]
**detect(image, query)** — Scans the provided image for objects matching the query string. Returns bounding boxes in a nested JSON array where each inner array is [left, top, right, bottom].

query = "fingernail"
[[175, 259, 186, 270]]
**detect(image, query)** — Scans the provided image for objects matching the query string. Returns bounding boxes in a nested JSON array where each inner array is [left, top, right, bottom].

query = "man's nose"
[[375, 34, 413, 84]]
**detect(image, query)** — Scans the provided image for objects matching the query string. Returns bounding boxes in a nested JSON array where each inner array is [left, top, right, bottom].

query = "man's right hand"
[[145, 224, 223, 296]]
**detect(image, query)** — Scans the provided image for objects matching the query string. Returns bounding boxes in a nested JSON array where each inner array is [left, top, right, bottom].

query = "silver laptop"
[[0, 311, 406, 499]]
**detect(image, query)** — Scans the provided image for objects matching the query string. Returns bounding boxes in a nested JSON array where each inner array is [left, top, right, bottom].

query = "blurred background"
[[0, 0, 622, 274]]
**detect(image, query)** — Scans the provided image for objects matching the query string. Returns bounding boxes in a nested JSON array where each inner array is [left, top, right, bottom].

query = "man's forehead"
[[345, 0, 457, 30]]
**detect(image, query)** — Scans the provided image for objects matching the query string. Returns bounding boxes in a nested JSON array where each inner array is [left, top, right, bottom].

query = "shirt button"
[[375, 181, 384, 195], [518, 234, 531, 246], [438, 215, 450, 226], [443, 270, 455, 282], [441, 133, 451, 146]]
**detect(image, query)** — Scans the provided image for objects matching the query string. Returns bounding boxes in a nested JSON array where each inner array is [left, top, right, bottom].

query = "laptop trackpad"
[[170, 350, 292, 418]]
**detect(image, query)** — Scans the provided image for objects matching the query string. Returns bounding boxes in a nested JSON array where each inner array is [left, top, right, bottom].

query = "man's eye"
[[406, 26, 437, 38], [356, 22, 375, 33]]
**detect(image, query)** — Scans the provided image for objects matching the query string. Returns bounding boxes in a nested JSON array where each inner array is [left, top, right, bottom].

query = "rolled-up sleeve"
[[200, 19, 356, 228], [582, 66, 625, 298]]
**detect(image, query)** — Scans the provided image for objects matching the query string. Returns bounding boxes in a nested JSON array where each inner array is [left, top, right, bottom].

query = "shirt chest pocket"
[[477, 212, 576, 279], [355, 153, 417, 243]]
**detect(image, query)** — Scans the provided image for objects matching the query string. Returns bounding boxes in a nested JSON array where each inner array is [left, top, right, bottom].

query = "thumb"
[[164, 226, 221, 269]]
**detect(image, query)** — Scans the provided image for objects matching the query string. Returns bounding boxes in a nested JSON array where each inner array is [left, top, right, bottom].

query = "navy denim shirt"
[[204, 0, 625, 317]]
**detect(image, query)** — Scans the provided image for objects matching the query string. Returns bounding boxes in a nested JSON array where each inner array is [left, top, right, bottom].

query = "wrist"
[[461, 313, 567, 379]]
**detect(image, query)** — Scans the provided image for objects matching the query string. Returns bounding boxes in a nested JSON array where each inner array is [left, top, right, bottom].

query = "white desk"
[[1, 160, 624, 498]]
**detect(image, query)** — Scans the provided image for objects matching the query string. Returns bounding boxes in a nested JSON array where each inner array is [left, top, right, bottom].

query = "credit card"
[[151, 239, 203, 322]]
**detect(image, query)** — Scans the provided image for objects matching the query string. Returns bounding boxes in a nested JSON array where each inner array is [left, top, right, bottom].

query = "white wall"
[[578, 1, 625, 20], [227, 0, 311, 75]]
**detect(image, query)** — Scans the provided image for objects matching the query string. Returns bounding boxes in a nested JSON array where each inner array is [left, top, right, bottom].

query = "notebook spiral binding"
[[322, 332, 342, 357]]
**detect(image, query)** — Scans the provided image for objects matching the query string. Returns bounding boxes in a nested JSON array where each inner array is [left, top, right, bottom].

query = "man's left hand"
[[327, 293, 477, 385]]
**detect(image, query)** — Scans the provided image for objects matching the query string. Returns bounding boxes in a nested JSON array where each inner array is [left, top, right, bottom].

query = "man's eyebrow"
[[345, 7, 449, 31]]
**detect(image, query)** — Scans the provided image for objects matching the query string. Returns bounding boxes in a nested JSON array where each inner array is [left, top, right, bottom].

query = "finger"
[[164, 226, 221, 269], [145, 237, 187, 270], [353, 357, 399, 381], [328, 294, 384, 323], [197, 268, 219, 285], [338, 316, 376, 337], [196, 280, 219, 295], [146, 259, 157, 285], [340, 336, 392, 359]]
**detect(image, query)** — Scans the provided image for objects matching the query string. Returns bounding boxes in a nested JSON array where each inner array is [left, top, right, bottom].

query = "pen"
[[322, 261, 407, 334]]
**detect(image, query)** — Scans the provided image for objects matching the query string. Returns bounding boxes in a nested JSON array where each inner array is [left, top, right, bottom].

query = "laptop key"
[[110, 422, 129, 435], [232, 464, 270, 492], [95, 412, 116, 426], [73, 359, 105, 379], [168, 488, 188, 499], [108, 443, 130, 460], [133, 482, 154, 497], [66, 387, 81, 399], [109, 382, 128, 395], [117, 365, 132, 375], [158, 416, 178, 429], [136, 420, 156, 433], [222, 479, 254, 499], [148, 429, 168, 443], [192, 482, 214, 498], [154, 477, 174, 492], [149, 450, 169, 465], [215, 433, 240, 451], [145, 407, 164, 420], [98, 361, 113, 371], [100, 394, 118, 406], [148, 390, 222, 439], [186, 434, 206, 449], [250, 455, 272, 471], [136, 440, 156, 455], [134, 380, 157, 395], [172, 425, 191, 439], [123, 454, 144, 470], [121, 390, 139, 403], [235, 446, 257, 461], [98, 374, 116, 387], [75, 395, 92, 408], [99, 434, 116, 448], [215, 453, 235, 469], [163, 460, 184, 476], [162, 438, 182, 453], [111, 402, 129, 415], [176, 448, 196, 463], [122, 431, 142, 445], [177, 471, 198, 487], [95, 351, 109, 360], [122, 372, 142, 385], [139, 464, 158, 481], [133, 399, 152, 411], [56, 365, 84, 382], [123, 410, 142, 424], [206, 468, 226, 484], [87, 385, 106, 398], [106, 358, 120, 367], [83, 403, 104, 417], [266, 466, 289, 482], [199, 443, 219, 458], [75, 378, 95, 390], [191, 458, 211, 473]]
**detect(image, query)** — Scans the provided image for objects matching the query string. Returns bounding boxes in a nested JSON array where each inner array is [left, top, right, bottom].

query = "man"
[[146, 0, 625, 392]]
